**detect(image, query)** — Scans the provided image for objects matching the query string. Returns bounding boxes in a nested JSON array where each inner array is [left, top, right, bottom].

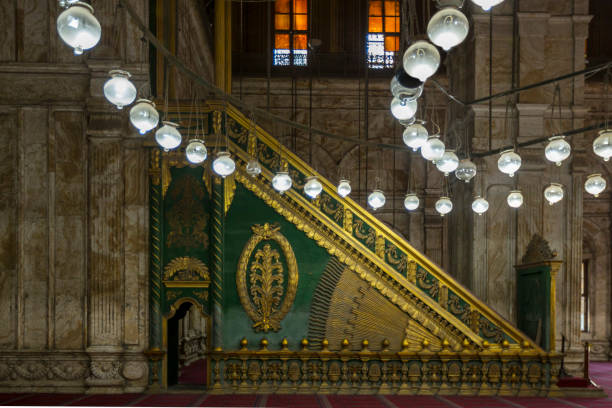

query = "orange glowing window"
[[367, 0, 400, 69], [274, 0, 308, 66]]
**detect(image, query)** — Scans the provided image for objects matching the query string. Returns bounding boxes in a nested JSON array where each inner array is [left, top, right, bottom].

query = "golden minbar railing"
[[209, 338, 563, 396]]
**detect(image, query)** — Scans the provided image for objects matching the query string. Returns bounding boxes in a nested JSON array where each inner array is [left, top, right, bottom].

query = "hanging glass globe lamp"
[[212, 151, 236, 178], [455, 158, 477, 183], [129, 99, 159, 134], [507, 190, 524, 208], [403, 123, 429, 151], [155, 121, 182, 151], [498, 149, 522, 177], [368, 189, 386, 210], [427, 7, 470, 51], [56, 2, 101, 55], [544, 183, 564, 205], [470, 0, 505, 11], [585, 174, 606, 197], [185, 140, 207, 164], [404, 193, 420, 211], [304, 177, 323, 199], [545, 135, 571, 166], [403, 41, 441, 82], [390, 69, 424, 102], [246, 159, 262, 177], [272, 172, 292, 193], [435, 196, 453, 216], [593, 129, 612, 162], [390, 97, 418, 121], [337, 180, 352, 198], [103, 70, 137, 109], [421, 135, 446, 162], [436, 150, 459, 176], [472, 196, 489, 215]]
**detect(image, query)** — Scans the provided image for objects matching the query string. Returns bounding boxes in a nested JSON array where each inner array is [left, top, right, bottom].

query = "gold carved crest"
[[237, 223, 298, 332], [163, 257, 210, 288]]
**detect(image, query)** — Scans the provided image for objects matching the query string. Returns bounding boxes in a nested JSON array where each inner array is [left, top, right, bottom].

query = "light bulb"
[[272, 172, 292, 193], [470, 0, 505, 11], [455, 159, 477, 183], [403, 123, 429, 151], [421, 135, 445, 162], [403, 40, 441, 82], [390, 70, 424, 102], [129, 99, 159, 134], [593, 129, 612, 162], [337, 180, 352, 198], [304, 177, 323, 199], [390, 97, 418, 121], [544, 183, 564, 206], [436, 150, 459, 176], [404, 193, 420, 211], [368, 190, 386, 210], [545, 135, 571, 166], [435, 196, 453, 216], [472, 196, 489, 215], [212, 152, 236, 178], [103, 70, 137, 109], [56, 2, 101, 55], [585, 174, 606, 197], [498, 149, 522, 177], [155, 121, 182, 151], [246, 159, 262, 177], [507, 190, 524, 208], [185, 140, 207, 164], [427, 7, 470, 51]]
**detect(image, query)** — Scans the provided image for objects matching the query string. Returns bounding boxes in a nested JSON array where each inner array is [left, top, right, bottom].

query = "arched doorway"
[[164, 300, 210, 388]]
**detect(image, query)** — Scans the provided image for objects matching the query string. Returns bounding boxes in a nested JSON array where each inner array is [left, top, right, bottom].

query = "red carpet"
[[179, 359, 207, 385], [0, 362, 609, 407]]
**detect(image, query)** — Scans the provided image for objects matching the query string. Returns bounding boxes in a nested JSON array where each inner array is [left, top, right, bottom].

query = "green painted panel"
[[517, 266, 551, 350], [319, 192, 344, 227], [385, 239, 408, 275], [447, 289, 471, 325], [223, 184, 330, 350], [352, 215, 376, 252], [416, 265, 439, 302]]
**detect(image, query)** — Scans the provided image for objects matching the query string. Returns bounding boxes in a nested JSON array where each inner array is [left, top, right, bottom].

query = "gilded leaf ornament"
[[237, 223, 298, 332], [163, 257, 210, 282]]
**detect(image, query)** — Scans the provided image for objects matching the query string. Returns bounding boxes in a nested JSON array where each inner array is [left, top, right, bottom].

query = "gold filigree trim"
[[224, 174, 236, 215], [163, 257, 210, 282], [237, 223, 299, 332]]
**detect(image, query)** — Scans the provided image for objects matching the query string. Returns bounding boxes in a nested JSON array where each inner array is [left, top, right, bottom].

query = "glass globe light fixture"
[[304, 177, 323, 199], [368, 189, 386, 210], [472, 196, 489, 215], [59, 0, 80, 9], [470, 0, 505, 11], [403, 123, 429, 151], [455, 159, 477, 183], [129, 99, 159, 135], [103, 70, 137, 109], [155, 121, 182, 151], [272, 171, 293, 194], [436, 150, 459, 176], [212, 151, 236, 178], [246, 159, 262, 177], [390, 70, 424, 102], [403, 41, 441, 82], [390, 97, 418, 121], [185, 139, 207, 164], [545, 135, 571, 166], [421, 135, 446, 162], [544, 183, 564, 206], [435, 196, 453, 217], [427, 7, 470, 51], [585, 174, 606, 197], [498, 149, 522, 177], [593, 129, 612, 162], [56, 2, 101, 55], [404, 193, 420, 211], [507, 190, 524, 208], [337, 179, 352, 198]]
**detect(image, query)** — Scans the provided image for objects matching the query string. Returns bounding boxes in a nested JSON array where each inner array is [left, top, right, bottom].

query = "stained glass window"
[[274, 0, 308, 66], [367, 0, 400, 69]]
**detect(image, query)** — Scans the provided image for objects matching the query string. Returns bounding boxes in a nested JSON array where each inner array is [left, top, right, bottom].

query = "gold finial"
[[483, 340, 490, 349], [239, 338, 248, 350], [341, 339, 350, 350], [280, 338, 289, 350], [522, 341, 531, 349], [321, 339, 330, 352], [442, 339, 450, 349], [401, 338, 410, 352], [301, 338, 309, 350], [381, 339, 391, 352], [422, 339, 430, 350], [502, 340, 510, 349], [260, 338, 269, 350], [361, 339, 370, 351], [214, 346, 223, 352], [462, 338, 470, 349]]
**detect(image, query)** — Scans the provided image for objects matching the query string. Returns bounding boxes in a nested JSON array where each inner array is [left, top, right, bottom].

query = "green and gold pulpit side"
[[515, 235, 562, 352], [147, 103, 565, 396]]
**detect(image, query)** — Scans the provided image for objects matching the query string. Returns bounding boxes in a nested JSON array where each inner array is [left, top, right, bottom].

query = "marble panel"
[[0, 71, 90, 105], [19, 0, 49, 63], [0, 3, 15, 61]]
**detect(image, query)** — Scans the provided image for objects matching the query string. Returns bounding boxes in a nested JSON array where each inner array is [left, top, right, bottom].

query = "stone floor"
[[0, 362, 610, 407]]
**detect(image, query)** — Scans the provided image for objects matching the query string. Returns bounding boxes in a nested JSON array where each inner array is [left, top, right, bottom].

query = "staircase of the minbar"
[[196, 103, 562, 396]]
